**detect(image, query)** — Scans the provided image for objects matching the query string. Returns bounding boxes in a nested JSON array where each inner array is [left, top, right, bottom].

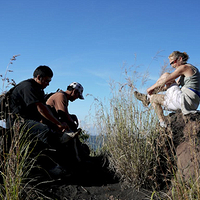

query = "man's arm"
[[57, 110, 78, 131], [51, 92, 78, 130], [36, 102, 69, 131]]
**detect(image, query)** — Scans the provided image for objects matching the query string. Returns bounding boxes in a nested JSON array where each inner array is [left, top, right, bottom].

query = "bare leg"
[[150, 94, 166, 125], [151, 72, 171, 94]]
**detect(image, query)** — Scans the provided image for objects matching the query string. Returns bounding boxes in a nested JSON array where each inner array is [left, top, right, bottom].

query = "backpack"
[[44, 88, 60, 103], [0, 86, 16, 120]]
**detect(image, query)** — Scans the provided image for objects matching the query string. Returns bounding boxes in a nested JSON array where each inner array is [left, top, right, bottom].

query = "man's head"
[[33, 65, 53, 89], [67, 82, 84, 101]]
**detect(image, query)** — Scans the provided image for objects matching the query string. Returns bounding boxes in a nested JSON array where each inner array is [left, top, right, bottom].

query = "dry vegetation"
[[91, 60, 200, 200], [1, 54, 200, 199], [0, 55, 41, 199]]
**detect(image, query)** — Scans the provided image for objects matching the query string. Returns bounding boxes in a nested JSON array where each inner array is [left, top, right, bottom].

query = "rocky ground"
[[1, 126, 151, 200], [27, 155, 151, 200], [4, 110, 200, 199], [22, 152, 150, 200], [48, 183, 150, 200]]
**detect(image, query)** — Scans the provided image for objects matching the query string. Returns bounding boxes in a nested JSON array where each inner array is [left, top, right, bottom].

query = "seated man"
[[46, 82, 84, 132], [46, 82, 86, 161], [8, 65, 69, 147]]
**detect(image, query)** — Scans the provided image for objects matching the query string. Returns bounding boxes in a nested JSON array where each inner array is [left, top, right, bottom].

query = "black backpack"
[[44, 88, 60, 103], [0, 86, 17, 120]]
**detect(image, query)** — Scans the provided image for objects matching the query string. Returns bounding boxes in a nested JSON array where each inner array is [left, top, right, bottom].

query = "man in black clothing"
[[9, 65, 69, 147]]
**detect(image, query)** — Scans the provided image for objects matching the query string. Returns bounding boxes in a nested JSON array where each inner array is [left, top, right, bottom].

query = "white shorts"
[[163, 83, 182, 111]]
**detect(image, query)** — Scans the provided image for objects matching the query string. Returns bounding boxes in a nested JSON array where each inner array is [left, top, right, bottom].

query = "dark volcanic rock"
[[24, 111, 200, 199], [47, 183, 150, 200], [166, 111, 200, 182], [3, 111, 200, 199], [25, 143, 151, 200]]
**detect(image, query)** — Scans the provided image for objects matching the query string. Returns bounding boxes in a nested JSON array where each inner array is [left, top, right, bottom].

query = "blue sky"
[[1, 0, 200, 133]]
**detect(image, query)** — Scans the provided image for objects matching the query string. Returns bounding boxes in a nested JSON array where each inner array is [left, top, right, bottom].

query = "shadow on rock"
[[26, 141, 120, 200]]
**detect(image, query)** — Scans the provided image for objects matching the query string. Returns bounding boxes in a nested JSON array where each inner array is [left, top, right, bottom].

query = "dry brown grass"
[[91, 58, 200, 199]]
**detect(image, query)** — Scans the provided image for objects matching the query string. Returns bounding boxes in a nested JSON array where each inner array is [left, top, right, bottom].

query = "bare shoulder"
[[56, 91, 65, 96], [49, 91, 65, 100], [184, 64, 196, 76], [174, 64, 195, 77], [55, 91, 66, 99]]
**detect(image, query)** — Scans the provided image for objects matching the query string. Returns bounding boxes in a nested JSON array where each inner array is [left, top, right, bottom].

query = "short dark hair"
[[67, 85, 73, 91], [33, 65, 53, 78]]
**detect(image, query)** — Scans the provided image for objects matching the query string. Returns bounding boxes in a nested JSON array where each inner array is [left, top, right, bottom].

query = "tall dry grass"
[[92, 74, 166, 190], [0, 55, 42, 199], [0, 122, 39, 200], [91, 58, 200, 199]]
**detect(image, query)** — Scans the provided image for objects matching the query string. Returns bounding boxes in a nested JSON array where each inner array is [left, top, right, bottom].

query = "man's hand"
[[57, 122, 70, 132]]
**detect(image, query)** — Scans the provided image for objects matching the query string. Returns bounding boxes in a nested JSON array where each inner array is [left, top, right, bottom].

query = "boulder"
[[166, 111, 200, 182]]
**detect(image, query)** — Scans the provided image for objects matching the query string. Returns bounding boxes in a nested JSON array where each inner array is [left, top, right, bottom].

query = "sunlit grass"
[[1, 54, 200, 199], [90, 61, 200, 199], [0, 120, 39, 200]]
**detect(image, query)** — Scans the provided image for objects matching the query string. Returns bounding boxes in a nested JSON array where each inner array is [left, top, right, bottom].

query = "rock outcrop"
[[165, 111, 200, 182]]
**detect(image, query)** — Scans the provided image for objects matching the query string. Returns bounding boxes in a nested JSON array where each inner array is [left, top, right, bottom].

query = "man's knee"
[[23, 120, 51, 143]]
